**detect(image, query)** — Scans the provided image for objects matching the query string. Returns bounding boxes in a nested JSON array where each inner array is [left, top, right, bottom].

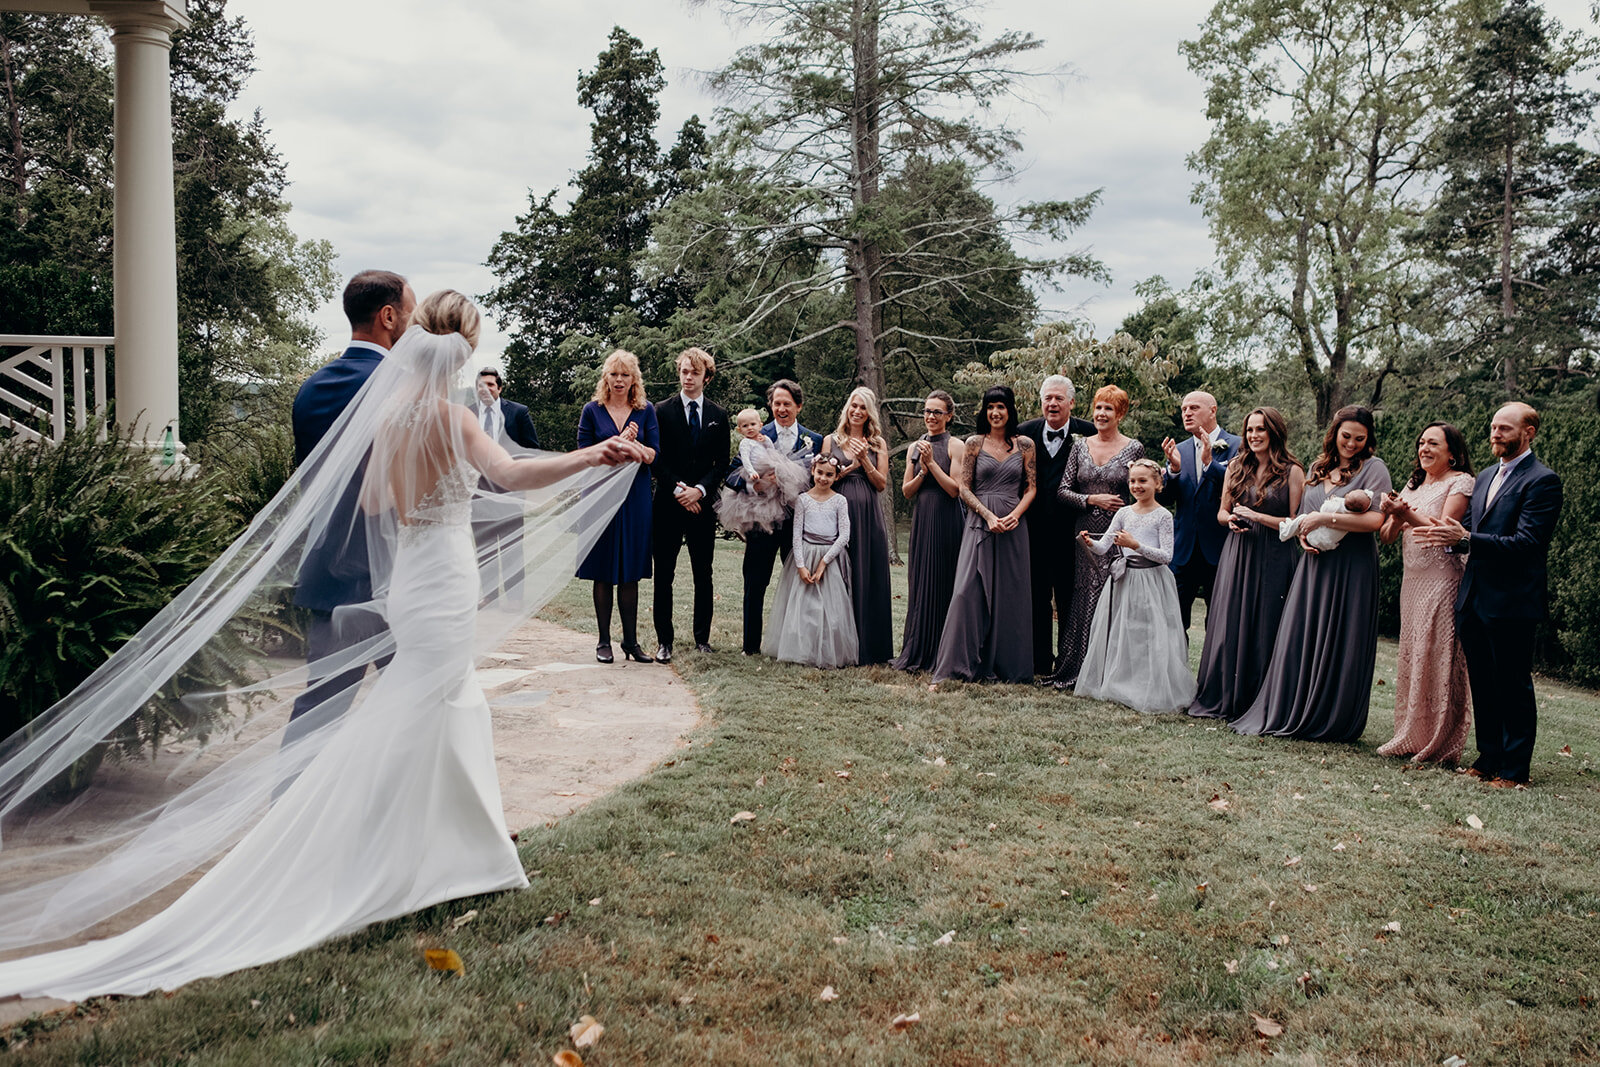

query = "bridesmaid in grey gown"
[[1233, 406, 1392, 742], [932, 386, 1037, 685], [1050, 385, 1145, 688], [893, 391, 967, 672], [1190, 407, 1305, 720]]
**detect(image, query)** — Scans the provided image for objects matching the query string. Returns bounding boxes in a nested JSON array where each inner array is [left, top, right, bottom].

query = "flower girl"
[[762, 454, 859, 667], [1074, 458, 1197, 714], [717, 407, 809, 535]]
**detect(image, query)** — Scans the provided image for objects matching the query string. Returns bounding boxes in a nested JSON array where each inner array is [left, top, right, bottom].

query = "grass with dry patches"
[[6, 540, 1600, 1065]]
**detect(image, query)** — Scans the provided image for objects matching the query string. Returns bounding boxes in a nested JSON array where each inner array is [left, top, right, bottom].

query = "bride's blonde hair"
[[413, 289, 481, 349]]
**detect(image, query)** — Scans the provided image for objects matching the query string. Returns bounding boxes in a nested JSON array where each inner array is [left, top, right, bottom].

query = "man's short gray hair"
[[1040, 375, 1076, 405]]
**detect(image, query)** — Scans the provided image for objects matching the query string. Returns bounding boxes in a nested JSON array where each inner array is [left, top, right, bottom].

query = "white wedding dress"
[[0, 454, 527, 1000]]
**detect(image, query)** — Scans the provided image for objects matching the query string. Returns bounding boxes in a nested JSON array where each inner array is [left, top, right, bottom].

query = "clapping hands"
[[1160, 436, 1181, 473]]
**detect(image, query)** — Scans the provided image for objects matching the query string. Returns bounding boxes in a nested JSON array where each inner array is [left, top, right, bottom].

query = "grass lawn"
[[7, 535, 1600, 1065]]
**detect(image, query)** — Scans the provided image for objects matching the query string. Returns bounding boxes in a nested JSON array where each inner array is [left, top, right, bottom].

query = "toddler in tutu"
[[1074, 459, 1196, 714], [1278, 488, 1372, 552], [717, 408, 810, 535], [762, 454, 859, 667]]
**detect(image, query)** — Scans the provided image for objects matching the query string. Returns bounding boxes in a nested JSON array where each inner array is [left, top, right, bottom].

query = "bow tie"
[[1045, 429, 1065, 442]]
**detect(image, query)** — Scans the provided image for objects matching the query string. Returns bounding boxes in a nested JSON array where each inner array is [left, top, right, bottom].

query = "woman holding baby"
[[1232, 406, 1392, 742]]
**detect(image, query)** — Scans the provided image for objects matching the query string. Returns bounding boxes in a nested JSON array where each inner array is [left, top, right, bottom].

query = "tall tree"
[[1183, 0, 1494, 425], [662, 0, 1106, 407], [482, 26, 706, 444], [1414, 0, 1599, 393]]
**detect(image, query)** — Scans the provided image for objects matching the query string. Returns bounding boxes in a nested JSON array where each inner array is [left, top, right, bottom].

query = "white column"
[[100, 3, 189, 451]]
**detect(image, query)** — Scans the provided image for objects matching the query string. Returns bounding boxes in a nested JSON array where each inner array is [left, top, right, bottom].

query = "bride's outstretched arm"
[[465, 409, 645, 489]]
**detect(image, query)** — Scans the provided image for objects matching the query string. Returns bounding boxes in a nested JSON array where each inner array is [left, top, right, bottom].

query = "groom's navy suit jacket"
[[290, 344, 385, 613], [1456, 453, 1563, 620], [1157, 429, 1241, 571]]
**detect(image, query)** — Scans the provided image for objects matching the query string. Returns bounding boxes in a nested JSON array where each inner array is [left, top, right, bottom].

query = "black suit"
[[652, 394, 730, 648], [1019, 415, 1095, 673], [1455, 451, 1563, 782]]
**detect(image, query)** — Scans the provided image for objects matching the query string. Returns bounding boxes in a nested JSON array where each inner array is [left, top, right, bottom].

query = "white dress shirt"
[[479, 399, 503, 441], [1486, 447, 1532, 508], [1042, 420, 1070, 458], [775, 421, 798, 453]]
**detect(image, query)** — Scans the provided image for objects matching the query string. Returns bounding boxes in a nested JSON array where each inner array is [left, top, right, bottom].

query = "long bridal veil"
[[0, 323, 634, 960]]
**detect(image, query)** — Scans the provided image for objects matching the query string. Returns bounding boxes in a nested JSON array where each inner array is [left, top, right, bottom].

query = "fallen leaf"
[[424, 949, 464, 977], [987, 823, 998, 831], [1147, 991, 1161, 1007], [1283, 856, 1302, 868], [890, 1011, 921, 1031], [1265, 960, 1279, 970], [1224, 959, 1239, 974], [835, 770, 852, 779], [1442, 1057, 1468, 1067], [249, 999, 262, 1008], [1559, 746, 1573, 757], [1207, 794, 1231, 813], [1384, 921, 1402, 934], [1333, 842, 1346, 851], [552, 1053, 584, 1067], [933, 756, 947, 766], [730, 811, 757, 824], [1251, 1012, 1284, 1037], [1293, 793, 1306, 800], [555, 791, 578, 797], [1273, 934, 1290, 946], [831, 936, 849, 944], [756, 775, 767, 786], [819, 985, 840, 1001], [676, 994, 695, 1006], [569, 1015, 604, 1049], [1302, 884, 1319, 893], [588, 897, 603, 907], [448, 909, 479, 931], [1195, 882, 1210, 894], [1466, 814, 1485, 831], [933, 930, 955, 946]]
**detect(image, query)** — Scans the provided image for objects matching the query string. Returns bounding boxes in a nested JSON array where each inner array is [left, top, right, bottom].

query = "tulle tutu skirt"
[[717, 452, 810, 535], [1075, 563, 1196, 715], [762, 541, 858, 668]]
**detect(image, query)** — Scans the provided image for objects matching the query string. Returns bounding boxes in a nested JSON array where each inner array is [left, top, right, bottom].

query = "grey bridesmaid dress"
[[931, 445, 1034, 683], [1232, 458, 1393, 742], [893, 433, 964, 672]]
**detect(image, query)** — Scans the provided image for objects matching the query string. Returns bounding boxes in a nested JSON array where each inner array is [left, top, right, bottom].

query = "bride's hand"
[[592, 439, 648, 466]]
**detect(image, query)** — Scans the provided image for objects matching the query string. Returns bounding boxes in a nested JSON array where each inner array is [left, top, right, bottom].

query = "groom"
[[724, 378, 824, 654], [289, 269, 415, 726]]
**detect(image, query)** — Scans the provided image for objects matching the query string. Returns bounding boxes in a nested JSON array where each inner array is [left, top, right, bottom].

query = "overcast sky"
[[225, 0, 1597, 366]]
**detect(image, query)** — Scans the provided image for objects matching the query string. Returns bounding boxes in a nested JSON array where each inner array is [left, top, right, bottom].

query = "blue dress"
[[576, 401, 659, 582]]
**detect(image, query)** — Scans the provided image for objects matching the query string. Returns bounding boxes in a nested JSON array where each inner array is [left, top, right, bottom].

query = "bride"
[[0, 290, 648, 1000]]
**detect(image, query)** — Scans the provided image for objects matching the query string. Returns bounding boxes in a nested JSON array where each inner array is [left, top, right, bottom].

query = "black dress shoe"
[[695, 642, 715, 654], [595, 643, 614, 664], [621, 642, 655, 663], [655, 644, 673, 663]]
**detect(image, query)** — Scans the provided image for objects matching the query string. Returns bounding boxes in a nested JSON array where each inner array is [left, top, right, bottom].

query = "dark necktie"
[[688, 400, 701, 444]]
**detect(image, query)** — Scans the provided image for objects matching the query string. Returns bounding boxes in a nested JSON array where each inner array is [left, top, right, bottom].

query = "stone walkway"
[[0, 619, 699, 1029]]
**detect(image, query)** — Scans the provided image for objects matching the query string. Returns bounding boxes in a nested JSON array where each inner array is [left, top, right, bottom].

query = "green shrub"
[[0, 419, 248, 760]]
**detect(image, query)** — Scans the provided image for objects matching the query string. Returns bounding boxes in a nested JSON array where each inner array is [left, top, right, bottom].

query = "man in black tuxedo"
[[289, 269, 414, 726], [471, 368, 540, 450], [1416, 402, 1563, 787], [652, 347, 730, 660], [723, 378, 825, 654], [1018, 374, 1095, 675]]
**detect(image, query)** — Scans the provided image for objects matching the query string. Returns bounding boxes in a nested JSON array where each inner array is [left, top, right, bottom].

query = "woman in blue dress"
[[577, 349, 659, 663]]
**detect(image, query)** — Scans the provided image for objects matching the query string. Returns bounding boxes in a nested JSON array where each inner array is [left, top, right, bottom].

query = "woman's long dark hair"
[[978, 385, 1019, 443], [1307, 405, 1376, 485], [1224, 406, 1300, 501], [1405, 422, 1474, 491]]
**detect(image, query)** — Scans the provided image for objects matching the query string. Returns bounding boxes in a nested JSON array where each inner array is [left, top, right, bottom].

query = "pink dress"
[[1378, 471, 1475, 762]]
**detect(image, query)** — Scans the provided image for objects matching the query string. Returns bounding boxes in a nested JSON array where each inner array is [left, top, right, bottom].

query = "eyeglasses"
[[922, 408, 949, 417]]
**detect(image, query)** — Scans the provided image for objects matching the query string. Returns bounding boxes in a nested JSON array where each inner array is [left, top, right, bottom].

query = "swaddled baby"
[[1278, 489, 1372, 552]]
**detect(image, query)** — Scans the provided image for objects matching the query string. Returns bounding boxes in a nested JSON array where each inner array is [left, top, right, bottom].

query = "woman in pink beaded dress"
[[1377, 422, 1476, 763]]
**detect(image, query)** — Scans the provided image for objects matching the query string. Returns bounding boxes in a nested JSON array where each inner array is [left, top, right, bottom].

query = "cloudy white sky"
[[226, 0, 1596, 365]]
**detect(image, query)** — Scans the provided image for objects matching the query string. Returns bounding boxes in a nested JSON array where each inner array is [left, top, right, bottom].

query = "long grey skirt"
[[763, 543, 859, 668]]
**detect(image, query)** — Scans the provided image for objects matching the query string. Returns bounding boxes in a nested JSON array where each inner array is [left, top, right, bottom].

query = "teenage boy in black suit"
[[651, 347, 730, 660], [1018, 374, 1094, 675], [1415, 402, 1563, 787]]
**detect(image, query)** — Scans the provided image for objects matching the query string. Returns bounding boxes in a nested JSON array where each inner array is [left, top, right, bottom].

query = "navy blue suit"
[[289, 344, 389, 725], [1157, 429, 1241, 631], [471, 399, 540, 451], [724, 421, 825, 652], [1455, 451, 1563, 782]]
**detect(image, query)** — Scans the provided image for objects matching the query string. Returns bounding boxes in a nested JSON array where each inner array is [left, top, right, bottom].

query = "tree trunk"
[[1501, 74, 1519, 395], [0, 27, 28, 227]]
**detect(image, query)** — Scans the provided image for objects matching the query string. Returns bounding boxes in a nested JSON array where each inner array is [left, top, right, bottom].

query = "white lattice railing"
[[0, 335, 113, 444]]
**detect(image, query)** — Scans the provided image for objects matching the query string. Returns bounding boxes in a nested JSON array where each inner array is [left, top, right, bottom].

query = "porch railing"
[[0, 335, 113, 444]]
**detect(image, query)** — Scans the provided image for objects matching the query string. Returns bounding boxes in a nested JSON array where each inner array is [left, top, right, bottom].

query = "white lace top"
[[793, 492, 851, 563], [1083, 505, 1174, 565]]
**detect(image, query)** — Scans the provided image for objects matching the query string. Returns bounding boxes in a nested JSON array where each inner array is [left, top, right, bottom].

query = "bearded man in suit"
[[723, 378, 825, 654], [289, 269, 415, 726], [1158, 391, 1241, 634], [1018, 374, 1095, 675], [651, 347, 730, 660], [1415, 402, 1563, 787]]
